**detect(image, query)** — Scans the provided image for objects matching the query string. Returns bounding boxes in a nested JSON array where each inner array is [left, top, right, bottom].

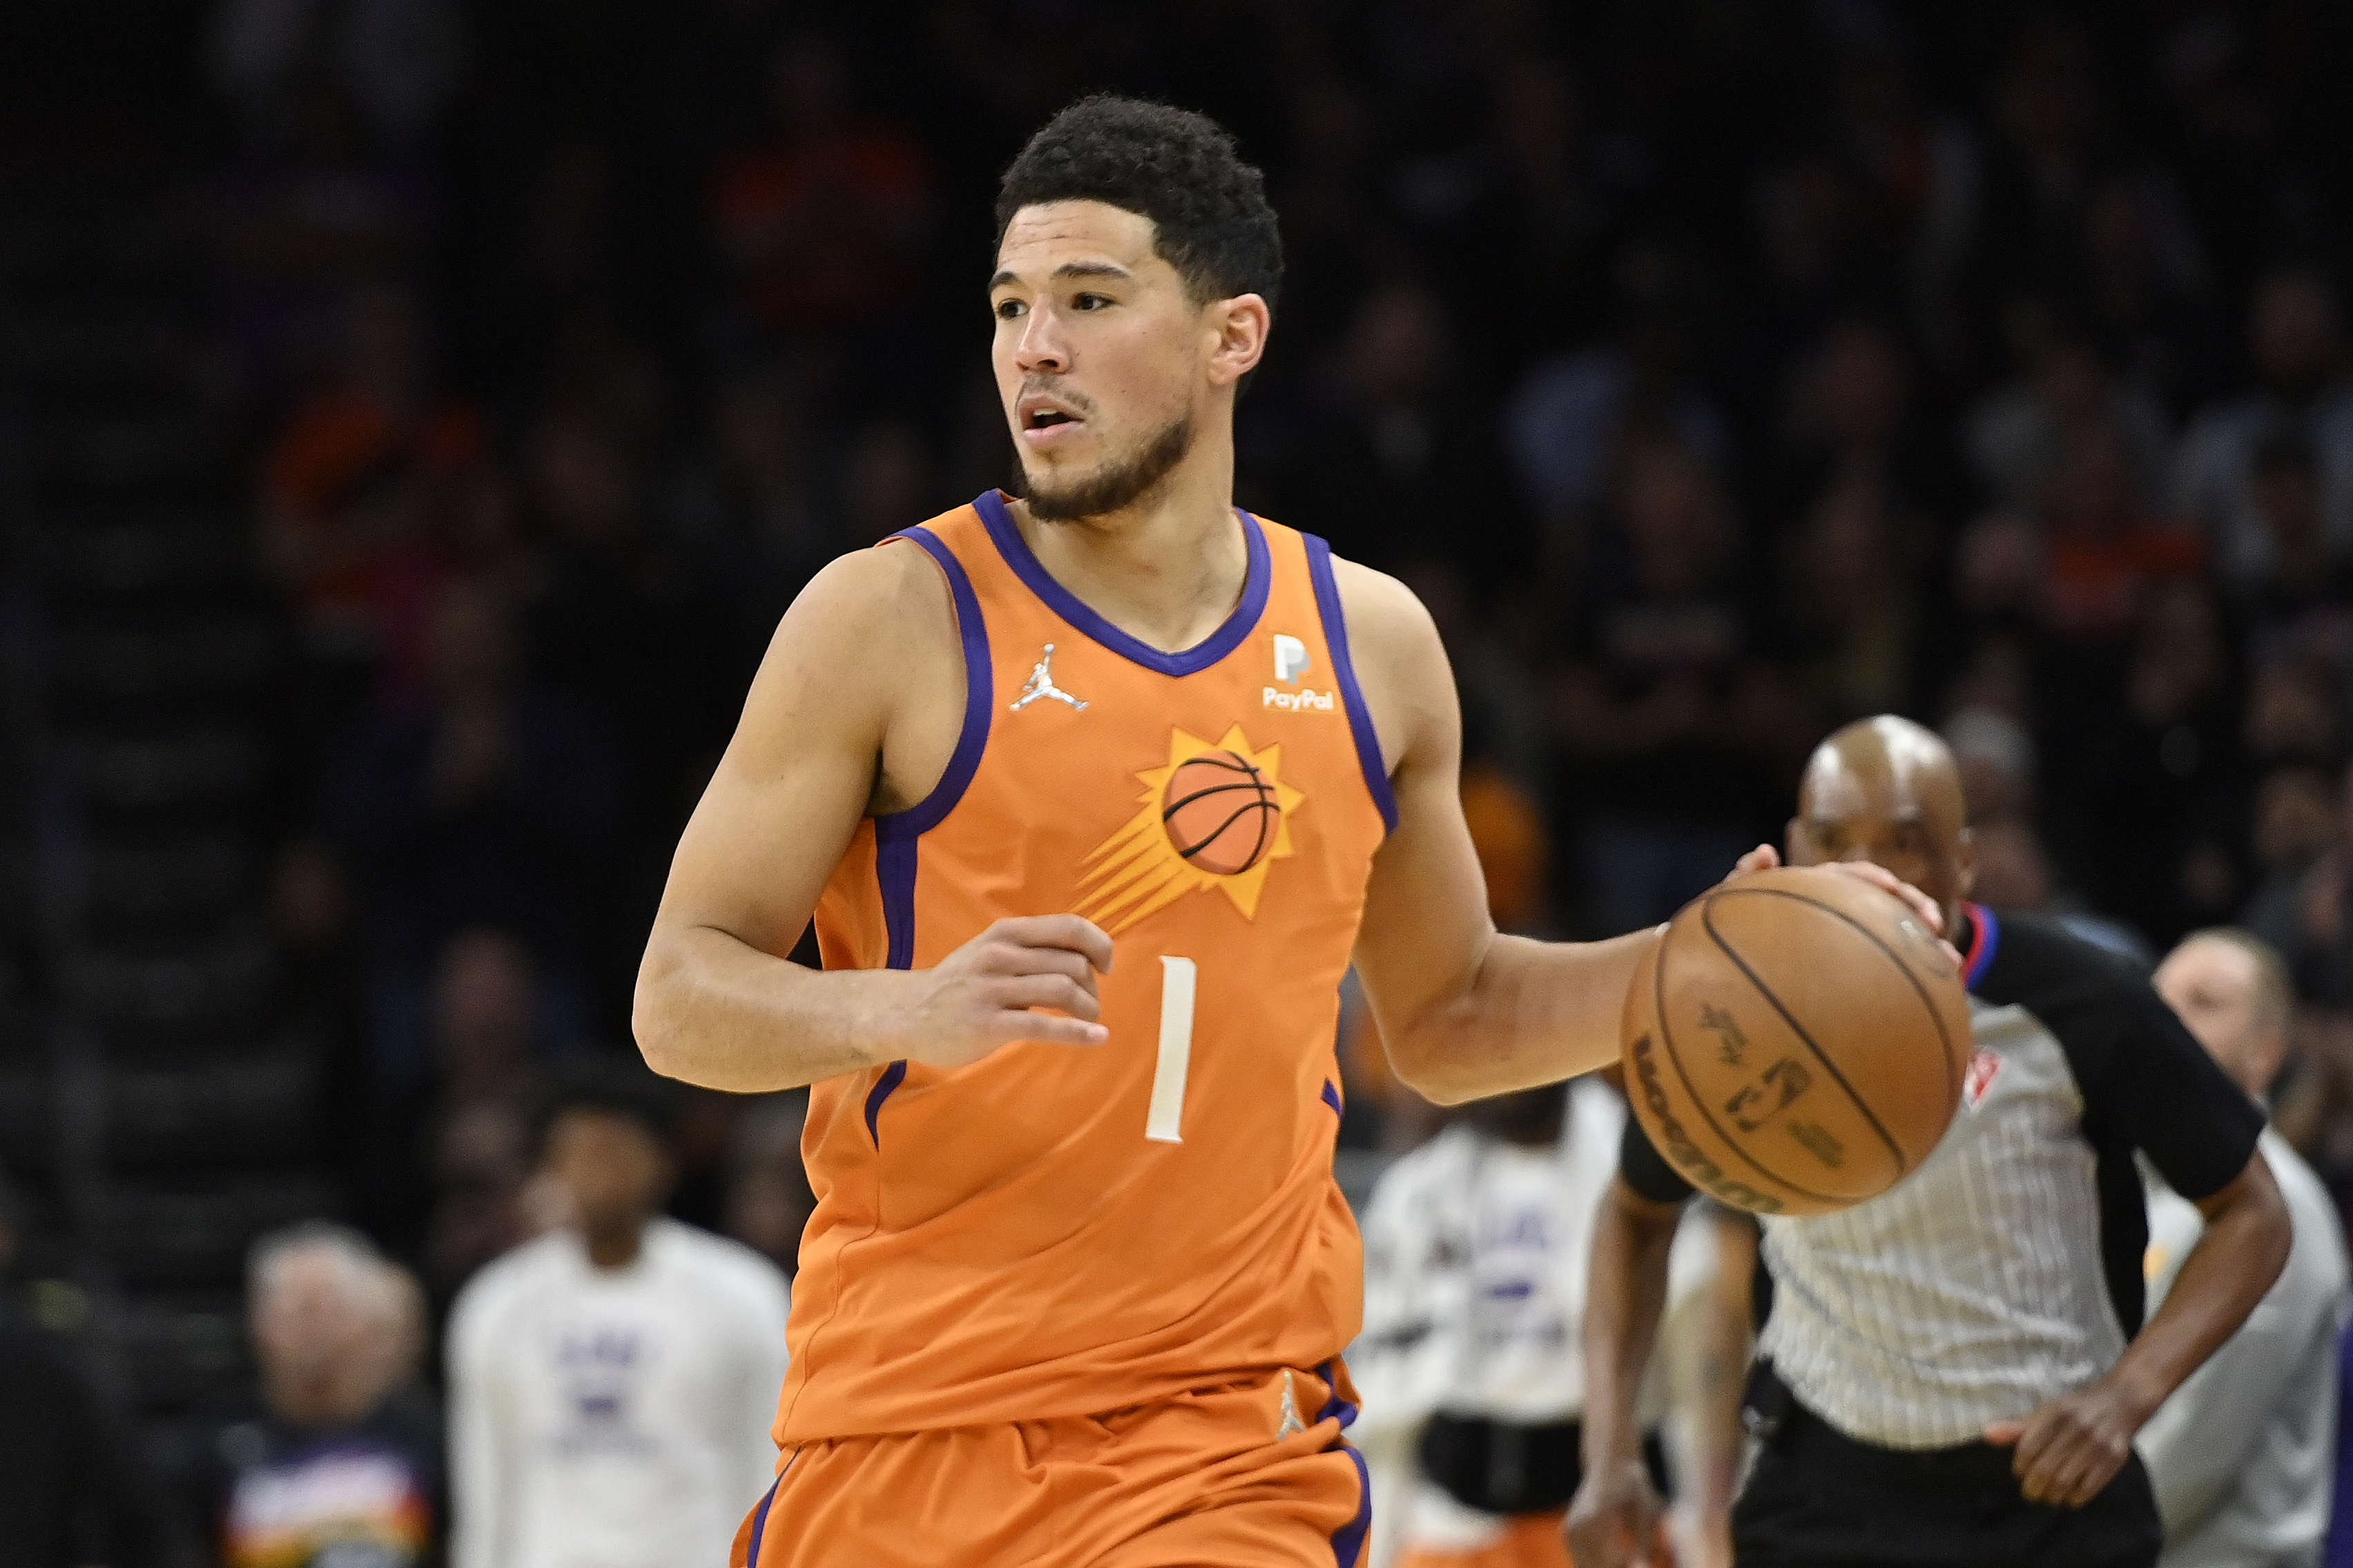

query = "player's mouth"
[[1018, 394, 1089, 451]]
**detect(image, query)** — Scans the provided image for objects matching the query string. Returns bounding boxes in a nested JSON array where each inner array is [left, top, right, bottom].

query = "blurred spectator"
[[2073, 171, 2225, 413], [1508, 245, 1732, 577], [419, 1098, 535, 1313], [2238, 434, 2353, 677], [1942, 704, 2038, 823], [2040, 423, 2207, 646], [1971, 815, 2154, 967], [1353, 1081, 1726, 1568], [206, 83, 434, 398], [1275, 280, 1517, 585], [2142, 931, 2350, 1568], [409, 928, 560, 1297], [329, 575, 617, 1096], [1826, 25, 1982, 358], [2245, 759, 2353, 1011], [1779, 472, 1921, 727], [1554, 440, 1792, 931], [259, 285, 485, 703], [206, 1223, 442, 1568], [447, 1066, 790, 1568], [523, 409, 735, 963], [208, 0, 467, 146], [710, 33, 931, 349], [2246, 658, 2345, 775], [0, 1171, 180, 1568], [723, 1095, 815, 1286], [1965, 315, 2172, 514], [1975, 16, 2115, 307], [2071, 583, 2248, 950], [1771, 318, 1946, 521], [2176, 269, 2353, 595]]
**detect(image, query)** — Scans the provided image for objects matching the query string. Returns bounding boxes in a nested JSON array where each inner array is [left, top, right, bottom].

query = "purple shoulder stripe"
[[1301, 534, 1399, 835]]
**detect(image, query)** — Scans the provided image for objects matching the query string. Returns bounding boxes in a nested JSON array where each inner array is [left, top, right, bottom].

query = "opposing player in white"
[[448, 1070, 791, 1568]]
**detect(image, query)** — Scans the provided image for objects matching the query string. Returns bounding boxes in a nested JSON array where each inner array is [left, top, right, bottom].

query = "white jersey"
[[447, 1218, 793, 1568], [2139, 1130, 2351, 1568], [1353, 1081, 1718, 1565]]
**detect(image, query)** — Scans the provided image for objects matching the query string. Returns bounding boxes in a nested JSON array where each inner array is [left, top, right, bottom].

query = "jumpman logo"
[[1010, 643, 1087, 712], [1275, 1368, 1305, 1440]]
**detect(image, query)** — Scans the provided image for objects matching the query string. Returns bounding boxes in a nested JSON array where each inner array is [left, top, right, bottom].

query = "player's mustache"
[[1020, 378, 1096, 416]]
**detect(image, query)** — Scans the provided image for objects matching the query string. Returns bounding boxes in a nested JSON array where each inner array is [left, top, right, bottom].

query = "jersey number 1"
[[1147, 956, 1195, 1143]]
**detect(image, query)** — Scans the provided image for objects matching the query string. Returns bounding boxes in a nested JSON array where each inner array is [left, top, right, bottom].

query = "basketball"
[[1620, 864, 1969, 1217], [1161, 750, 1280, 875]]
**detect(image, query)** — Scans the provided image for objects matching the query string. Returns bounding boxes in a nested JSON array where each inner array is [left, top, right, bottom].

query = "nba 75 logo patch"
[[1962, 1047, 2002, 1111]]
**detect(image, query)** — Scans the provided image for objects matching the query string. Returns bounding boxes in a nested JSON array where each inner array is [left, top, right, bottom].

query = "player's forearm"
[[1581, 1181, 1683, 1470], [635, 922, 906, 1092], [1382, 929, 1658, 1104], [2099, 1155, 2290, 1427]]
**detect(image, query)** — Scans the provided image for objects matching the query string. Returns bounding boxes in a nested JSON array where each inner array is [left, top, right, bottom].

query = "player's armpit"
[[634, 546, 959, 1092]]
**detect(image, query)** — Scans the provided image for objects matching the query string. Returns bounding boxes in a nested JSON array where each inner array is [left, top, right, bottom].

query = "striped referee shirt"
[[1623, 906, 2265, 1451]]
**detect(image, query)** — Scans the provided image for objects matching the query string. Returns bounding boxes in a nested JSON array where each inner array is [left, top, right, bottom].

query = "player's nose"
[[1012, 307, 1071, 373]]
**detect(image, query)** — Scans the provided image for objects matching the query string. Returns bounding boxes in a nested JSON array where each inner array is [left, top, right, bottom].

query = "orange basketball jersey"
[[775, 490, 1395, 1444]]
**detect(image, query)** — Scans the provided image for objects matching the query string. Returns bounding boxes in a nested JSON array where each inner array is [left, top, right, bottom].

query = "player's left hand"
[[1722, 843, 1955, 948], [1984, 1380, 2152, 1507]]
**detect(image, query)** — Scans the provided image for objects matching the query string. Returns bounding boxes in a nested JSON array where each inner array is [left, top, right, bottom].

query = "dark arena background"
[[4, 2, 2353, 1563]]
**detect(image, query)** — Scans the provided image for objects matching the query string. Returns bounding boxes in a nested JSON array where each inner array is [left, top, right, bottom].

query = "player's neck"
[[581, 1217, 648, 1272], [1011, 441, 1248, 655]]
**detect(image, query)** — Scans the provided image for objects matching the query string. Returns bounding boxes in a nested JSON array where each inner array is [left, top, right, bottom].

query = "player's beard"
[[1023, 410, 1197, 523]]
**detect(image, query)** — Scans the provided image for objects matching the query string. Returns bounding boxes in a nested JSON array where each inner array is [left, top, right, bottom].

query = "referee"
[[1567, 716, 2292, 1568]]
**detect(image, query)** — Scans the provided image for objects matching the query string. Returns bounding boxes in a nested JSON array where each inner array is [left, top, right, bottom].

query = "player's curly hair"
[[996, 95, 1284, 318]]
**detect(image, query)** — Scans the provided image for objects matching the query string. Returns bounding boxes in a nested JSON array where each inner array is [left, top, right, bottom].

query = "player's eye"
[[1073, 292, 1111, 311], [994, 298, 1025, 320]]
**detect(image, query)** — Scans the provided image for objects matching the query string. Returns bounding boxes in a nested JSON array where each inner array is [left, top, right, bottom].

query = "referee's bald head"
[[1790, 715, 1975, 931]]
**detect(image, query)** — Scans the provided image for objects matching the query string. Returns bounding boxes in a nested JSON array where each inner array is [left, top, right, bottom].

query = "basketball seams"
[[1654, 909, 1848, 1207], [1172, 799, 1280, 863], [1163, 749, 1280, 873], [1716, 886, 1970, 1108], [1698, 887, 1958, 1181]]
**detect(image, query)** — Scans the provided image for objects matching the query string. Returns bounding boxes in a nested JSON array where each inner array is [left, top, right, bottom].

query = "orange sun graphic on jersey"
[[1073, 723, 1306, 933]]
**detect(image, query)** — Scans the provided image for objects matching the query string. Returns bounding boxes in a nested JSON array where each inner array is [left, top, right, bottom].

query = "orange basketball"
[[1161, 750, 1280, 875], [1620, 864, 1968, 1217]]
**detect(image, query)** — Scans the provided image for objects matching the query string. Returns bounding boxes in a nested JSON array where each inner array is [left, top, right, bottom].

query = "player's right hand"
[[1564, 1456, 1665, 1568], [893, 915, 1114, 1069]]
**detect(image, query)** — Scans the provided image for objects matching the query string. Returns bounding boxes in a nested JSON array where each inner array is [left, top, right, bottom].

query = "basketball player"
[[632, 97, 1937, 1567], [1567, 716, 2293, 1568]]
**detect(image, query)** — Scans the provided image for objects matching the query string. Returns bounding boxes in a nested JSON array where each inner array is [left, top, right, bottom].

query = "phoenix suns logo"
[[1073, 724, 1305, 933]]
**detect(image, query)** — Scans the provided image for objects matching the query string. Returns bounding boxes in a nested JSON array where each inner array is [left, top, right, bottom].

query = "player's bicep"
[[1335, 563, 1495, 1032], [651, 553, 907, 957]]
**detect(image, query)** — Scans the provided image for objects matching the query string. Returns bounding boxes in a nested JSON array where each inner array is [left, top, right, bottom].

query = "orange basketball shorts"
[[734, 1362, 1371, 1568]]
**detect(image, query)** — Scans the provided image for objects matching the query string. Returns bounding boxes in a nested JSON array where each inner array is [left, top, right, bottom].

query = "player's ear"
[[1204, 293, 1270, 388], [1952, 825, 1977, 901]]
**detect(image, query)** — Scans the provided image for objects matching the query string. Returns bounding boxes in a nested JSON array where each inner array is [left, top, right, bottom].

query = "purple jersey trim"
[[1313, 1359, 1360, 1429], [1320, 1080, 1344, 1116], [875, 525, 993, 843], [1330, 1442, 1372, 1566], [863, 1061, 908, 1148], [971, 490, 1271, 677], [862, 524, 991, 1150], [1301, 533, 1399, 835], [745, 1460, 786, 1565]]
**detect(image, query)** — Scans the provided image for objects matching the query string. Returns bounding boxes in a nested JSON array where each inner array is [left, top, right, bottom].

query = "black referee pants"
[[1732, 1397, 2161, 1568]]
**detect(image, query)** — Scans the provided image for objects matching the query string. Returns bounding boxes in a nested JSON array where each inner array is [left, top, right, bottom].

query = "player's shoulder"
[[786, 530, 958, 641], [1322, 552, 1440, 653]]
